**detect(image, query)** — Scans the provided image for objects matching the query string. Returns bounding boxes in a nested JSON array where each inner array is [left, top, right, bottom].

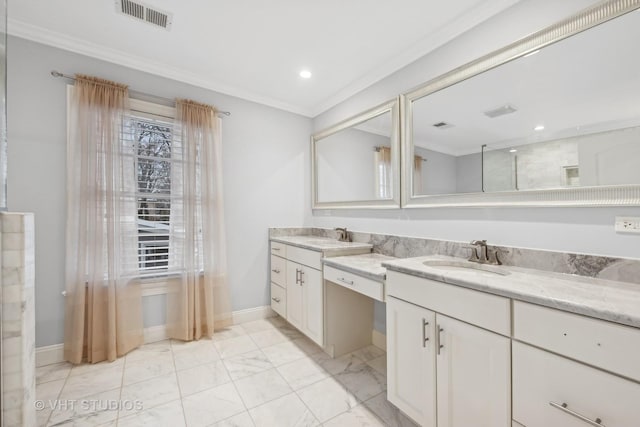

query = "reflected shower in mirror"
[[407, 5, 640, 201], [312, 99, 400, 209]]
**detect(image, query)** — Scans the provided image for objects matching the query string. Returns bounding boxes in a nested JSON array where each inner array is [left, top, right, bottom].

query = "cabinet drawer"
[[514, 301, 640, 382], [513, 341, 640, 427], [386, 271, 510, 336], [286, 245, 322, 270], [270, 255, 286, 286], [270, 241, 287, 257], [270, 283, 286, 318], [323, 266, 384, 301]]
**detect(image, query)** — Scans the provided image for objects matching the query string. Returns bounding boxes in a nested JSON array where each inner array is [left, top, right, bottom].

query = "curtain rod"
[[51, 71, 231, 117]]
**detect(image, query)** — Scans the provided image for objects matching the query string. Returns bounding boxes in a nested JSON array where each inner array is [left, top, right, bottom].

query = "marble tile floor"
[[35, 316, 417, 427]]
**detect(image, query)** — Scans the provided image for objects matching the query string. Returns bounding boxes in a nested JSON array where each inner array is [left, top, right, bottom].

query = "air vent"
[[484, 104, 518, 118], [433, 122, 454, 129], [116, 0, 173, 30]]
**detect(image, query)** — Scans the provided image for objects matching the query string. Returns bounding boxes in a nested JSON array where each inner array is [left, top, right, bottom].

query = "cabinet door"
[[386, 296, 436, 427], [286, 260, 303, 330], [436, 314, 511, 427], [300, 265, 323, 346]]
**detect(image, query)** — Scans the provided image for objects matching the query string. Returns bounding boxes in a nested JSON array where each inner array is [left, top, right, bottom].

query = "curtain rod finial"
[[51, 70, 63, 78]]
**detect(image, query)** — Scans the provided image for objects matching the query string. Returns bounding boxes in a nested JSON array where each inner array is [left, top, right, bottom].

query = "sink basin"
[[422, 259, 510, 276]]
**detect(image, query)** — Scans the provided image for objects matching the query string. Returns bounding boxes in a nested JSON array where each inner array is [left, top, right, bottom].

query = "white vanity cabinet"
[[512, 301, 640, 427], [269, 242, 288, 318], [387, 296, 436, 427], [269, 239, 371, 348], [386, 271, 511, 427], [270, 241, 324, 346], [285, 259, 323, 345]]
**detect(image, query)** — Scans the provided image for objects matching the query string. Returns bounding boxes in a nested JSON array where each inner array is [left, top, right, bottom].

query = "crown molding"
[[8, 18, 315, 117], [9, 0, 519, 119], [310, 0, 520, 117]]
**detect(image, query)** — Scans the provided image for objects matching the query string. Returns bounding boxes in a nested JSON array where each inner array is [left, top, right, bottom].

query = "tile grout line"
[[223, 351, 256, 425], [42, 362, 73, 426], [115, 353, 127, 426], [169, 339, 190, 427]]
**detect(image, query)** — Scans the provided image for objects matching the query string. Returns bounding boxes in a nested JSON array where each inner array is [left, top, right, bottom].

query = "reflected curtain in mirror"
[[166, 99, 232, 342], [374, 146, 391, 199], [64, 75, 143, 364], [413, 155, 423, 195]]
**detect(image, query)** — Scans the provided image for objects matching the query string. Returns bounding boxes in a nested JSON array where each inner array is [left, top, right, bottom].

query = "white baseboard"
[[36, 305, 276, 367], [35, 344, 65, 368], [372, 329, 387, 351], [232, 305, 276, 324], [143, 325, 168, 344]]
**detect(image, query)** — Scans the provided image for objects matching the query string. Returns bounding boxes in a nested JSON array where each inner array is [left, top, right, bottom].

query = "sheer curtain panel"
[[166, 99, 232, 341], [64, 75, 143, 364]]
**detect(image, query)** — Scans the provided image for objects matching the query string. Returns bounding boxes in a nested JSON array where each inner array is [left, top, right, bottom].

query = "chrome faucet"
[[335, 227, 351, 242], [468, 240, 503, 265], [469, 240, 488, 263]]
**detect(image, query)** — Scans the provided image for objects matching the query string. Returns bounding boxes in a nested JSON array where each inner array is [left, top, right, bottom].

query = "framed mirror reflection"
[[312, 98, 400, 209], [402, 0, 640, 207]]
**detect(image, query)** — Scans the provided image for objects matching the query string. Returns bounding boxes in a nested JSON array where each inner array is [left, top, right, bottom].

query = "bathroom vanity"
[[382, 256, 640, 427], [269, 227, 640, 427], [269, 235, 372, 349]]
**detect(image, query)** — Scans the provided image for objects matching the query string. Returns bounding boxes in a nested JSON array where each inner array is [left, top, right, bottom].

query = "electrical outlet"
[[615, 217, 640, 234]]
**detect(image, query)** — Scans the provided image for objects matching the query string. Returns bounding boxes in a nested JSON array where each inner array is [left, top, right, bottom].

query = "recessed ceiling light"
[[523, 49, 540, 58], [299, 70, 312, 79], [534, 125, 545, 131], [509, 149, 517, 153]]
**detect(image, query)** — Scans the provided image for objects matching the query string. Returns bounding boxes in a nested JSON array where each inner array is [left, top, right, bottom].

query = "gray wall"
[[414, 146, 457, 195], [8, 37, 311, 347], [455, 152, 482, 193], [317, 128, 390, 202]]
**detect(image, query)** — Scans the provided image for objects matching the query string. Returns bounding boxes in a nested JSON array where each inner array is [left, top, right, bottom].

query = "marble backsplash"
[[269, 227, 640, 286]]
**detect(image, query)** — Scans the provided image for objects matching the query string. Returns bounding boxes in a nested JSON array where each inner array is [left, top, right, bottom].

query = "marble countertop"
[[270, 235, 372, 253], [383, 255, 640, 329], [322, 253, 398, 282]]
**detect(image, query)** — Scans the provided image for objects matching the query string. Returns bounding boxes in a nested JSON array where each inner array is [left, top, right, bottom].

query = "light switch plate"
[[615, 216, 640, 234]]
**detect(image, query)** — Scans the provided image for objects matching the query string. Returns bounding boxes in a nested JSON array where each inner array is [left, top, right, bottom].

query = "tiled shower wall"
[[1, 212, 36, 426]]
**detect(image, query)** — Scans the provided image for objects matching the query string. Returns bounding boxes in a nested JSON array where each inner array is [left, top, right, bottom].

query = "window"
[[125, 99, 176, 278]]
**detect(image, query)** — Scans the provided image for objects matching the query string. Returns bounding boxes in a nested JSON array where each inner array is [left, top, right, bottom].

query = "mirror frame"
[[401, 0, 640, 208], [312, 98, 401, 209]]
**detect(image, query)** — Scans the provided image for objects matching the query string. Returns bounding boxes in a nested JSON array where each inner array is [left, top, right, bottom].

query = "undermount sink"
[[422, 259, 510, 276]]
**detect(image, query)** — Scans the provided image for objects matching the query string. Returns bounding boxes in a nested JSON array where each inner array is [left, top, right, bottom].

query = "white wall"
[[8, 37, 311, 347], [317, 128, 389, 202], [311, 0, 640, 260]]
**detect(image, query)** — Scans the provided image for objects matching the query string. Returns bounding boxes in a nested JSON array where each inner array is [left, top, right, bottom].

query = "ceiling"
[[8, 0, 518, 117], [412, 7, 640, 156]]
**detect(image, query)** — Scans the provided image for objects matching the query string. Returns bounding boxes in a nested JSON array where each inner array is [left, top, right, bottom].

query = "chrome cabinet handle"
[[549, 402, 605, 426], [272, 247, 281, 251], [436, 326, 444, 355], [337, 277, 354, 286], [299, 269, 304, 285], [271, 297, 281, 303], [295, 269, 301, 284], [422, 319, 429, 348], [271, 268, 280, 274]]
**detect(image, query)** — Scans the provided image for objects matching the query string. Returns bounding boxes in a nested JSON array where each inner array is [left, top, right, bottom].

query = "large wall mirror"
[[403, 0, 640, 207], [312, 98, 400, 209]]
